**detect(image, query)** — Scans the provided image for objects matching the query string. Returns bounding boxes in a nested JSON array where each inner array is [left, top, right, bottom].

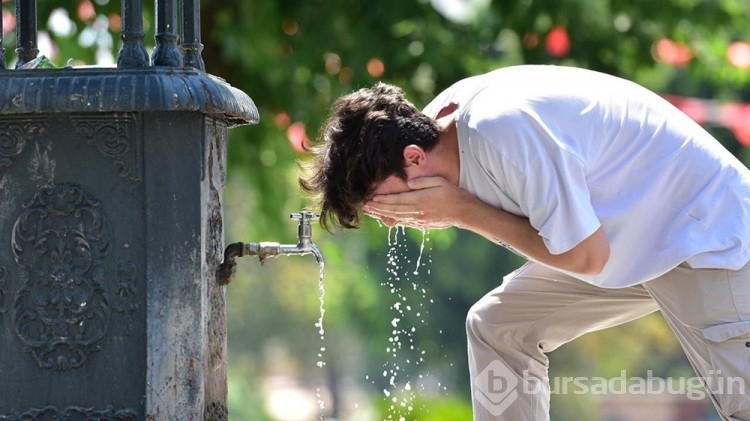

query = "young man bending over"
[[300, 65, 750, 421]]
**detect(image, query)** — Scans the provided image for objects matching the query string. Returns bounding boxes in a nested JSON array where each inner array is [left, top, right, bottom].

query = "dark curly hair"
[[299, 82, 440, 231]]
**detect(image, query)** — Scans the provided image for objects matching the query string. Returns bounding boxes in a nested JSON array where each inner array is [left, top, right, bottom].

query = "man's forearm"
[[454, 198, 609, 275]]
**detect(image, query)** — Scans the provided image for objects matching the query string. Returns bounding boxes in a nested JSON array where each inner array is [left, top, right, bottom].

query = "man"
[[299, 65, 750, 420]]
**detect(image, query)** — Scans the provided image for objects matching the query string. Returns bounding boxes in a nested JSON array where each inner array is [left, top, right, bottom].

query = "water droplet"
[[413, 229, 427, 274]]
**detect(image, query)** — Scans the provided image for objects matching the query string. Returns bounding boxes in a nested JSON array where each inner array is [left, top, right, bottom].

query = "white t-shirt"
[[423, 65, 750, 288]]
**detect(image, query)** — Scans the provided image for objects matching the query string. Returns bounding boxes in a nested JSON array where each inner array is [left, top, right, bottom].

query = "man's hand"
[[366, 175, 610, 276], [364, 176, 478, 229]]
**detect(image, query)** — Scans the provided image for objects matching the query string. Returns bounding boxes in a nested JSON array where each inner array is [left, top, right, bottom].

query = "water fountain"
[[0, 1, 257, 419]]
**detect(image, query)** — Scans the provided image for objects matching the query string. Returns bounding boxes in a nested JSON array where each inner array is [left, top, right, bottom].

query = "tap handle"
[[290, 211, 318, 245], [290, 211, 319, 225]]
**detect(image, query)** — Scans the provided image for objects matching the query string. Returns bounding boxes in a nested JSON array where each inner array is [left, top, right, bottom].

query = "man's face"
[[367, 174, 411, 228], [373, 174, 411, 196], [366, 154, 431, 228], [363, 144, 436, 228]]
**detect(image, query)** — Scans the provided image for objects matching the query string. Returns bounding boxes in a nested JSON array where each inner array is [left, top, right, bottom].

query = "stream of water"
[[313, 260, 326, 415], [314, 226, 436, 420]]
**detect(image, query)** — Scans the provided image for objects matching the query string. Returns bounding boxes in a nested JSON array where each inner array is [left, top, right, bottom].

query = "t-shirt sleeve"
[[472, 111, 602, 255], [517, 150, 601, 254]]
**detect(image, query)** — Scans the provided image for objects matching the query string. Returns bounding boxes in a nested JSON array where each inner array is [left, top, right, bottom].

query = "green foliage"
[[20, 0, 749, 235], [22, 0, 750, 419], [372, 394, 473, 421]]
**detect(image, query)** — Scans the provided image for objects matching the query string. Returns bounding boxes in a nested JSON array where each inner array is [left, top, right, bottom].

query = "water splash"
[[373, 226, 435, 420]]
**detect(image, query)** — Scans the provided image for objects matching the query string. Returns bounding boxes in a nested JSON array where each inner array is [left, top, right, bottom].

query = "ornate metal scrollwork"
[[11, 183, 112, 371], [204, 402, 228, 421], [0, 119, 48, 170], [0, 405, 138, 420], [71, 114, 142, 182], [0, 265, 7, 315], [113, 261, 138, 336]]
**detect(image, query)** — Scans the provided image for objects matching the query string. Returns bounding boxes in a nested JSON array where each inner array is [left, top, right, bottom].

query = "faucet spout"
[[217, 211, 324, 285], [277, 242, 325, 265], [310, 243, 325, 266]]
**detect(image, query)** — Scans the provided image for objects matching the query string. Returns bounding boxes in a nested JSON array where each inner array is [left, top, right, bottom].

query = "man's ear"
[[403, 145, 427, 167]]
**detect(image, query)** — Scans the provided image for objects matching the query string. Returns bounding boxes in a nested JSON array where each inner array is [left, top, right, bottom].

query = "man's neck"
[[432, 111, 460, 185]]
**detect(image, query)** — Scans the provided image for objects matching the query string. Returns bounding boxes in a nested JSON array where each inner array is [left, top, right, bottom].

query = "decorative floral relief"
[[204, 402, 228, 421], [0, 119, 48, 170], [113, 261, 138, 336], [0, 405, 138, 420], [11, 183, 111, 370], [71, 114, 141, 182], [0, 265, 7, 314]]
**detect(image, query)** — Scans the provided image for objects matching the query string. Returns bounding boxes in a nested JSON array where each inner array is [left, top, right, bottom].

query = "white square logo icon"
[[474, 360, 519, 416]]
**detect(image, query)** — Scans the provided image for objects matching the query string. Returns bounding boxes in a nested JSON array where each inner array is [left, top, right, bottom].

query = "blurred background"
[[8, 0, 750, 419]]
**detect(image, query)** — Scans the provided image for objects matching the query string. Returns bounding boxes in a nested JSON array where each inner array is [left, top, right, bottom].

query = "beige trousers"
[[467, 261, 750, 421]]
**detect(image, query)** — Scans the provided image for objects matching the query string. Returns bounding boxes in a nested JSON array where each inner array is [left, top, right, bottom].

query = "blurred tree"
[[16, 0, 750, 237], [13, 0, 750, 419]]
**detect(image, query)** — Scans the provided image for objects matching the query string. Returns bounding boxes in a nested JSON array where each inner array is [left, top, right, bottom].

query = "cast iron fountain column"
[[0, 1, 258, 420]]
